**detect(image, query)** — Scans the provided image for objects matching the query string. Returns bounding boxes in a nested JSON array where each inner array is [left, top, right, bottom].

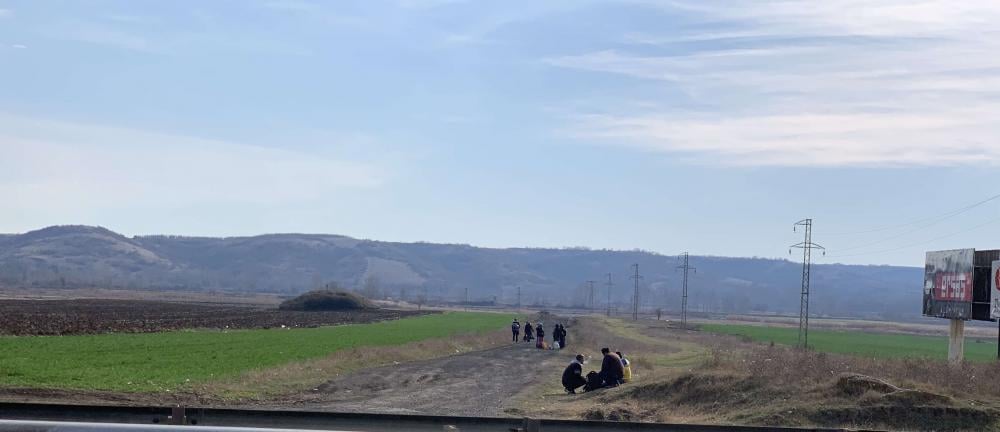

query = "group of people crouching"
[[511, 319, 568, 350], [561, 348, 632, 394]]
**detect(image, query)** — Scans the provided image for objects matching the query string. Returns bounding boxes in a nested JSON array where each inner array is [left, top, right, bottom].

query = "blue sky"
[[3, 0, 1000, 266]]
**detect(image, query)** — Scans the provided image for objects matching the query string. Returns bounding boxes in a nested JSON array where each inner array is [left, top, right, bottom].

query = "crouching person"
[[562, 354, 587, 394], [617, 351, 632, 383], [598, 348, 624, 388]]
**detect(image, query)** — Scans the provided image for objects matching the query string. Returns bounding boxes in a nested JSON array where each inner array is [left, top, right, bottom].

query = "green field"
[[0, 312, 507, 392], [701, 323, 999, 362]]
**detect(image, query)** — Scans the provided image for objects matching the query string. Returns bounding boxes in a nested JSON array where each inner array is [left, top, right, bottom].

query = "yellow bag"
[[623, 364, 632, 383]]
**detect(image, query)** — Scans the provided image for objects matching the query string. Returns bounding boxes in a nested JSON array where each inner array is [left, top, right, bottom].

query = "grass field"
[[0, 312, 508, 392], [701, 323, 999, 362]]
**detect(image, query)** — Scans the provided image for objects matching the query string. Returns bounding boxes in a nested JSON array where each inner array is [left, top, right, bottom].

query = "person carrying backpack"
[[511, 319, 521, 343]]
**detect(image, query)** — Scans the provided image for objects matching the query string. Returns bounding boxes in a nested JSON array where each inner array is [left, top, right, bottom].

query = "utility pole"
[[791, 219, 824, 349], [605, 273, 613, 317], [676, 252, 697, 326], [464, 287, 469, 311], [516, 286, 521, 310], [586, 280, 596, 312], [630, 264, 643, 321]]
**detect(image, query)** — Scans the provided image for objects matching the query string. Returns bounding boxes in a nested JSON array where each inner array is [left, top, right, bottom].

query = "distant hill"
[[0, 225, 922, 320]]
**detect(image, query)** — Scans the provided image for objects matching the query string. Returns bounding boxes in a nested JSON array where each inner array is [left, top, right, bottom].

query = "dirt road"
[[267, 340, 572, 417]]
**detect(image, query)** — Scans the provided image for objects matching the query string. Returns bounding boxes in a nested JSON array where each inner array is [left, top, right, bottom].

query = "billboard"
[[992, 261, 1000, 320], [923, 249, 974, 320]]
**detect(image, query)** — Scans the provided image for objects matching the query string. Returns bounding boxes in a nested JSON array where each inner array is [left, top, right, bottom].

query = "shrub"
[[278, 290, 375, 312]]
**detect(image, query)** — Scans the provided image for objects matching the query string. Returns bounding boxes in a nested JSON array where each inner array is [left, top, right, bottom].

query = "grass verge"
[[0, 312, 508, 392], [701, 323, 999, 362]]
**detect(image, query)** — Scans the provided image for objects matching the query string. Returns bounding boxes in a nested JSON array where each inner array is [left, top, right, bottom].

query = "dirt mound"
[[835, 373, 900, 396], [278, 290, 375, 312], [835, 373, 953, 406], [619, 369, 995, 431], [625, 372, 771, 408]]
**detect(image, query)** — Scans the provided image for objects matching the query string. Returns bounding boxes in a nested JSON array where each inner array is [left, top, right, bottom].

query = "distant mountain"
[[0, 225, 922, 319]]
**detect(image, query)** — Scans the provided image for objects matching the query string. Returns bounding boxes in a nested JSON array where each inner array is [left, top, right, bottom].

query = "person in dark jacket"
[[511, 319, 521, 343], [598, 347, 624, 387], [561, 354, 587, 394], [535, 322, 545, 348], [556, 324, 567, 349], [523, 322, 533, 342]]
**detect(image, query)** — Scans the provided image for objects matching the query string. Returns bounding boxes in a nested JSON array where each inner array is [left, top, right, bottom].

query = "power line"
[[676, 252, 697, 327], [825, 192, 1000, 236], [586, 280, 596, 312], [791, 219, 824, 349], [825, 214, 1000, 259], [630, 264, 643, 321], [831, 196, 1000, 254], [605, 273, 613, 317]]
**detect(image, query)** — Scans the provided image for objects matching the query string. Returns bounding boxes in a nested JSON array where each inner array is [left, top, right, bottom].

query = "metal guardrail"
[[0, 419, 356, 432], [0, 402, 877, 432]]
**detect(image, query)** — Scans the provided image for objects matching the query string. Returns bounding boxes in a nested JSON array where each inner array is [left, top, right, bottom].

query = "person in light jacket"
[[617, 351, 632, 383]]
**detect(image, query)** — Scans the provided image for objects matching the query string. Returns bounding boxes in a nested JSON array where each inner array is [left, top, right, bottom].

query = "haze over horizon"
[[4, 0, 1000, 267]]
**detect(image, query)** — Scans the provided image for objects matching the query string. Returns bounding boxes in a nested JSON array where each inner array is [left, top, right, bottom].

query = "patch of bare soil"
[[262, 341, 571, 416], [0, 299, 427, 335], [0, 387, 207, 407]]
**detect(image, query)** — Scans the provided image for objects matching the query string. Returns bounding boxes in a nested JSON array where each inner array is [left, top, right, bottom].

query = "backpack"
[[583, 371, 602, 392]]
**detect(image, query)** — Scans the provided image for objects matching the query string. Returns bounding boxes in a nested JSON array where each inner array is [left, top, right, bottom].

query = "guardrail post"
[[522, 417, 540, 432], [169, 406, 186, 425]]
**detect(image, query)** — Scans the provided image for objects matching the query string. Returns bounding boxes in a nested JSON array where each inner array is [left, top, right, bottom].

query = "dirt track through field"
[[268, 340, 572, 416]]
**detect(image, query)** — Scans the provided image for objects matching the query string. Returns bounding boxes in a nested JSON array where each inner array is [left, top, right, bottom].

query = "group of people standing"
[[561, 348, 632, 394], [511, 319, 568, 350]]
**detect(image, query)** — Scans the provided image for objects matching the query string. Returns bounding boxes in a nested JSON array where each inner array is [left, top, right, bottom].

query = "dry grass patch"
[[521, 318, 1000, 431]]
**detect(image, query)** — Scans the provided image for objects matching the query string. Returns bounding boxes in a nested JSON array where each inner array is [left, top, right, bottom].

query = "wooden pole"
[[949, 319, 965, 365]]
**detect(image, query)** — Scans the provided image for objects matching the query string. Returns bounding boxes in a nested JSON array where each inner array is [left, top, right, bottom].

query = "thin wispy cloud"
[[0, 115, 386, 212], [551, 0, 1000, 167]]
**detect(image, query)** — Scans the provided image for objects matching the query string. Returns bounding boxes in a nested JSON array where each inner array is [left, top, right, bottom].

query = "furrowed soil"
[[0, 299, 427, 335]]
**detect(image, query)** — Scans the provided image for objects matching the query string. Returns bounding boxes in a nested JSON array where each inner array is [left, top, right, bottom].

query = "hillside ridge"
[[0, 225, 921, 319]]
